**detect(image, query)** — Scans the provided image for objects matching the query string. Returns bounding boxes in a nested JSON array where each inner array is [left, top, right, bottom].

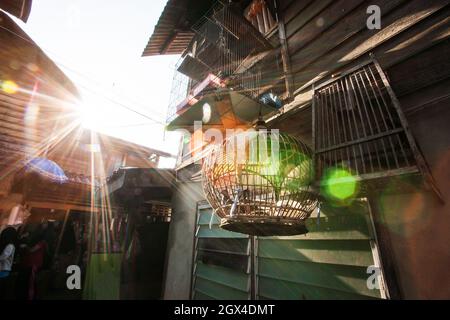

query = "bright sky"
[[15, 0, 181, 167]]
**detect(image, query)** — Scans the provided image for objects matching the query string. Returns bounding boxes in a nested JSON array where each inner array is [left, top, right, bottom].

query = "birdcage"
[[202, 129, 318, 236]]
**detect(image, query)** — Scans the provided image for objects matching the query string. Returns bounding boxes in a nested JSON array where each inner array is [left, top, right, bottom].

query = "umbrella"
[[25, 157, 68, 184]]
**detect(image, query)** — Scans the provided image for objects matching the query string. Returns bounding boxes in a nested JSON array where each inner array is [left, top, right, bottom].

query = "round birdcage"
[[202, 129, 318, 236]]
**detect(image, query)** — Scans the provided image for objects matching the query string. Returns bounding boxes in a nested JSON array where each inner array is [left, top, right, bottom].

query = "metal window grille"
[[312, 56, 441, 199]]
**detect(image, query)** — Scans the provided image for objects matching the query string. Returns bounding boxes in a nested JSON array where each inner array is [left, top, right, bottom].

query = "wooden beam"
[[26, 201, 101, 213], [53, 208, 70, 261], [275, 0, 294, 99], [270, 3, 450, 120]]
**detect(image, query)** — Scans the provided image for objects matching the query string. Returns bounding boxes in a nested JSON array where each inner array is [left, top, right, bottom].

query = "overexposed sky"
[[15, 0, 181, 165]]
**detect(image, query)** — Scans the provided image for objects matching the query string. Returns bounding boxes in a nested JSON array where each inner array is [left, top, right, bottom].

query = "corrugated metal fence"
[[191, 201, 386, 299]]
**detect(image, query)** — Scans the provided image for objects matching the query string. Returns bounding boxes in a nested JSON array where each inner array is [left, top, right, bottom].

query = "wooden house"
[[142, 0, 450, 299]]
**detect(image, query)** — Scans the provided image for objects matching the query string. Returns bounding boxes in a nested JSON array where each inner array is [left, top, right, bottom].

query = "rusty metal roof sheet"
[[0, 0, 32, 22], [141, 0, 218, 57], [142, 0, 192, 56]]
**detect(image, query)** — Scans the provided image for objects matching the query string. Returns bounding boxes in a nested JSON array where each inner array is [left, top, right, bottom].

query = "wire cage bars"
[[312, 56, 441, 199], [191, 1, 272, 78], [166, 1, 276, 124], [202, 130, 318, 236], [167, 58, 191, 123]]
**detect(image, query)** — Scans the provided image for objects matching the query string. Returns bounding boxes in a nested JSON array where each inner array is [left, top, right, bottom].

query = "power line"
[[0, 23, 170, 126]]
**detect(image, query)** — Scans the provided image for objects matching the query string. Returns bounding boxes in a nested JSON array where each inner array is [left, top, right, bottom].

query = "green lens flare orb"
[[323, 168, 358, 200]]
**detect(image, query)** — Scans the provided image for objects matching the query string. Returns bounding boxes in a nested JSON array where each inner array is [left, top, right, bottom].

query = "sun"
[[76, 99, 106, 131], [78, 103, 97, 129]]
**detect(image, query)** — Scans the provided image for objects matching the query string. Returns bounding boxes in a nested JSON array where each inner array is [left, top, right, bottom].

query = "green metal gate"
[[192, 201, 386, 300], [191, 203, 251, 299]]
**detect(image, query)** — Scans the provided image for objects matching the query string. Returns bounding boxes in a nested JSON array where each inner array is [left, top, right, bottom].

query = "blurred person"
[[0, 227, 18, 299], [0, 227, 18, 278], [16, 225, 48, 300], [42, 221, 57, 268]]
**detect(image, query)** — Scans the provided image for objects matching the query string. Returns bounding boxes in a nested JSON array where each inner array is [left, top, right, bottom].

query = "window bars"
[[312, 55, 442, 200]]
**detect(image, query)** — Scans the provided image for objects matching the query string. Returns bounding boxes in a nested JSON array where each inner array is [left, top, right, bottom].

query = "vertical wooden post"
[[53, 208, 70, 262], [274, 0, 294, 100]]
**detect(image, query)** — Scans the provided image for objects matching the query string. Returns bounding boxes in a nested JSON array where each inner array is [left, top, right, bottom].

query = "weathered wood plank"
[[273, 3, 449, 117], [388, 39, 450, 96], [286, 0, 365, 47], [260, 0, 409, 103], [292, 1, 449, 92], [285, 0, 334, 39], [400, 76, 450, 115]]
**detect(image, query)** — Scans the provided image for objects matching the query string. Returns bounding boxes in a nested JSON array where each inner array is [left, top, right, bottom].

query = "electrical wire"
[[0, 22, 170, 126]]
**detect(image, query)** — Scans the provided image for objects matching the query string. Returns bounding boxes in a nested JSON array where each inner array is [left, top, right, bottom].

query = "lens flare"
[[1, 80, 19, 94], [322, 167, 358, 200]]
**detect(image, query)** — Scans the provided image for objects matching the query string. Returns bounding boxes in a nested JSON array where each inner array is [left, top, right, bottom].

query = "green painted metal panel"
[[258, 276, 377, 300], [258, 239, 374, 267], [197, 238, 249, 254], [193, 201, 383, 300], [256, 200, 383, 299], [198, 210, 221, 225], [196, 262, 250, 292], [258, 258, 379, 298], [192, 207, 251, 300], [197, 226, 249, 238], [194, 277, 250, 300], [193, 290, 215, 300]]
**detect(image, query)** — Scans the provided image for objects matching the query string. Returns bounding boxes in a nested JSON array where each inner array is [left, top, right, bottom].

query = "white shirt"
[[0, 244, 15, 272]]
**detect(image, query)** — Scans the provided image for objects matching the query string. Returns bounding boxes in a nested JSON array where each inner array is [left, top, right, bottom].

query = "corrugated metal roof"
[[0, 10, 80, 98], [141, 0, 220, 57], [0, 12, 174, 190], [142, 0, 193, 56], [0, 0, 32, 22]]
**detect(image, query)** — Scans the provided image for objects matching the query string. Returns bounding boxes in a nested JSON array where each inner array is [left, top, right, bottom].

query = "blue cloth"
[[25, 157, 68, 183], [259, 93, 282, 108], [0, 271, 10, 278]]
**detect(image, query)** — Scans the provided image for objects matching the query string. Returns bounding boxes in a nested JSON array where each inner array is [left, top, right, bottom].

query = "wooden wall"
[[264, 0, 450, 299], [268, 0, 449, 147]]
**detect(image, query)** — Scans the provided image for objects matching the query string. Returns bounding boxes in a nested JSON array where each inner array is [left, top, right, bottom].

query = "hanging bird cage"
[[202, 128, 318, 236]]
